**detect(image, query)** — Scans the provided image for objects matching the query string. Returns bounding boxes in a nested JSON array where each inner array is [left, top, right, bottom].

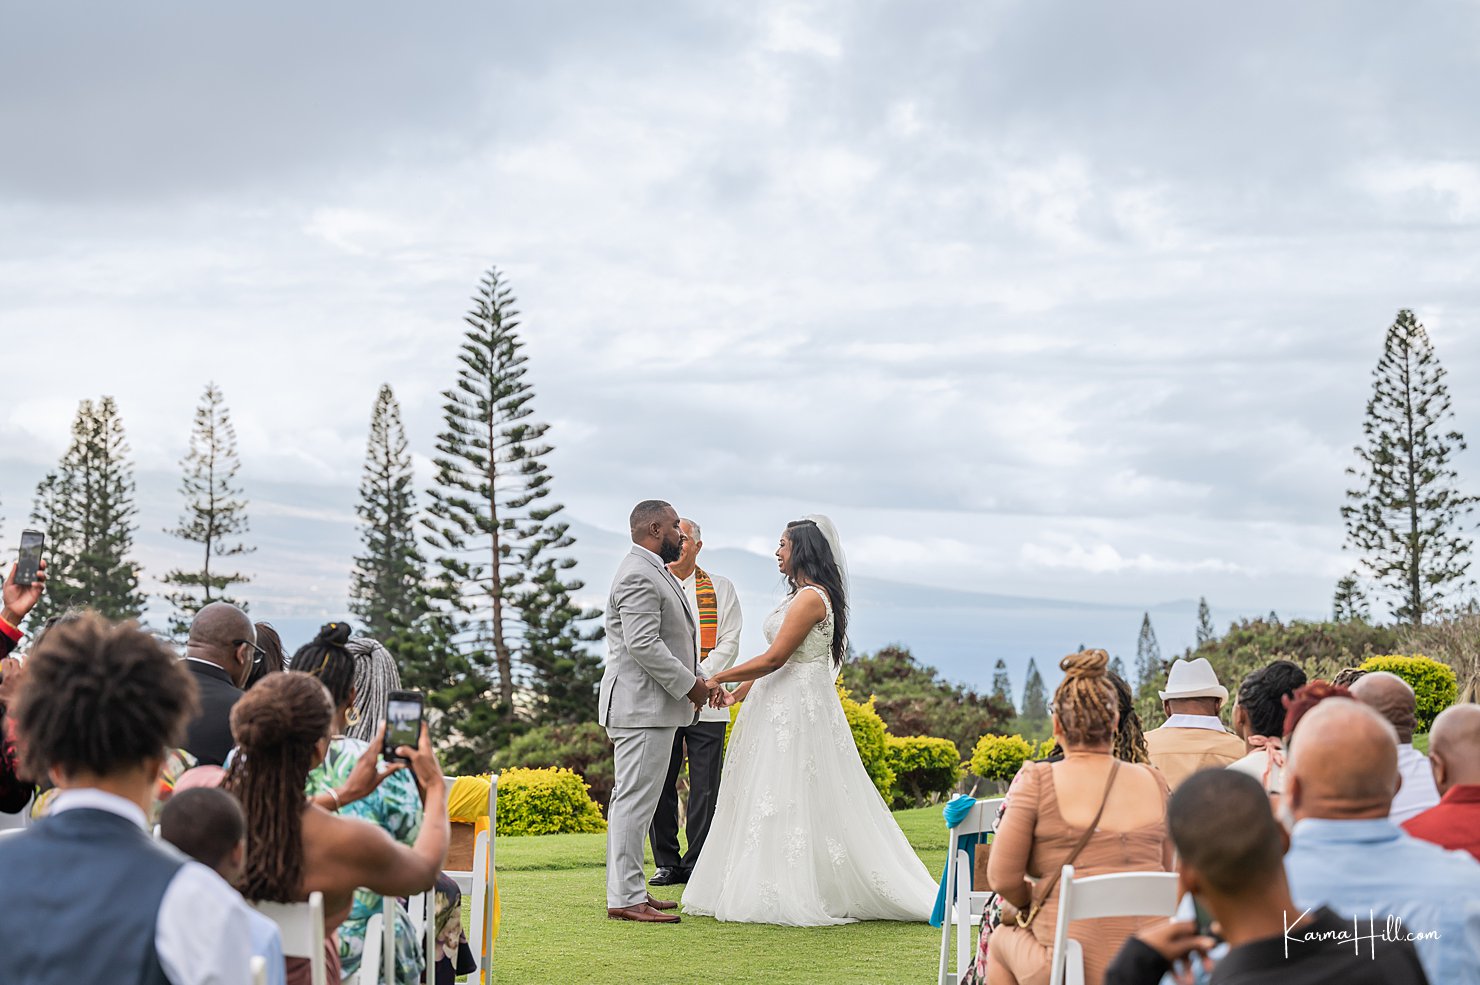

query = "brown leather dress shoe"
[[607, 902, 681, 923], [645, 894, 679, 911]]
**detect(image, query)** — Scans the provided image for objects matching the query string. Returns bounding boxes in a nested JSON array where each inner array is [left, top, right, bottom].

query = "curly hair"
[[1108, 669, 1150, 764], [288, 622, 356, 709], [13, 612, 198, 780], [784, 519, 849, 667], [1053, 649, 1120, 747], [1237, 660, 1308, 738], [224, 672, 333, 901], [1281, 680, 1352, 749]]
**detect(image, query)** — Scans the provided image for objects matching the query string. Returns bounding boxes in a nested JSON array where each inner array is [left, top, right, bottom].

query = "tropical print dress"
[[305, 736, 424, 983]]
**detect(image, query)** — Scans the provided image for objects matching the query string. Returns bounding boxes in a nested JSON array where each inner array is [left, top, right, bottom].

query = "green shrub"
[[1036, 737, 1058, 761], [886, 735, 962, 808], [495, 767, 607, 836], [971, 733, 1034, 788], [497, 721, 615, 808], [837, 683, 895, 800], [1358, 654, 1459, 732]]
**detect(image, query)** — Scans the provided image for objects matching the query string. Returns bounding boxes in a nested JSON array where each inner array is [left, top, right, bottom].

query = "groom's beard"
[[658, 535, 684, 564]]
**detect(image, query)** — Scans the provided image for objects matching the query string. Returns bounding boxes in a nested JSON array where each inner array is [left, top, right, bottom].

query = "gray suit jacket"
[[598, 545, 700, 729]]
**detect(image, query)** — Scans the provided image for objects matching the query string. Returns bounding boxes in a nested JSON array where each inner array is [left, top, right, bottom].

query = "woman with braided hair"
[[289, 622, 427, 983], [226, 651, 448, 985], [983, 650, 1173, 985]]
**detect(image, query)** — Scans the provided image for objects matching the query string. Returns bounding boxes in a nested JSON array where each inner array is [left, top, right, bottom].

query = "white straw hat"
[[1157, 657, 1229, 702]]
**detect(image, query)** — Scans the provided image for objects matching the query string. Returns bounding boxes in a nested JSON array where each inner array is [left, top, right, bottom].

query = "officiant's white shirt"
[[675, 568, 743, 723]]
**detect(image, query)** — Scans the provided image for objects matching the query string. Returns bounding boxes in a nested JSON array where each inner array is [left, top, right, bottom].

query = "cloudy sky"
[[3, 2, 1480, 687]]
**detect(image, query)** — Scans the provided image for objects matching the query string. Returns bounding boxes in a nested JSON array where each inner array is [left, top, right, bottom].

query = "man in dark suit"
[[180, 602, 260, 766]]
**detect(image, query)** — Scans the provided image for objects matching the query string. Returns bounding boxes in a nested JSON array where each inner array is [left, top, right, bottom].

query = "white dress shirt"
[[51, 788, 257, 985], [675, 567, 743, 723], [1161, 713, 1229, 732], [1390, 742, 1442, 824]]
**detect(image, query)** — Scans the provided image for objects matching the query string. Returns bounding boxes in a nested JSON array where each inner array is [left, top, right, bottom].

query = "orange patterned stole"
[[694, 567, 718, 659]]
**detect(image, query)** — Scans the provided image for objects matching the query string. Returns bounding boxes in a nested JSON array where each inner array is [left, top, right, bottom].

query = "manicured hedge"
[[495, 767, 607, 836], [1358, 654, 1458, 732], [886, 735, 962, 808]]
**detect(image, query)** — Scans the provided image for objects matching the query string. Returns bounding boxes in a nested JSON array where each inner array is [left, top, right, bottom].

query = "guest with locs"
[[1349, 671, 1441, 823], [181, 601, 263, 767], [0, 612, 256, 983], [1143, 658, 1245, 790], [598, 500, 711, 924], [649, 517, 743, 888]]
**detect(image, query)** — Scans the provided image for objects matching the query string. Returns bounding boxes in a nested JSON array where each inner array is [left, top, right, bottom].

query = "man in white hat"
[[1145, 657, 1246, 789]]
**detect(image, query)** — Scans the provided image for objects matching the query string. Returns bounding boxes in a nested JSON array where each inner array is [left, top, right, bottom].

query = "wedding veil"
[[802, 513, 850, 601]]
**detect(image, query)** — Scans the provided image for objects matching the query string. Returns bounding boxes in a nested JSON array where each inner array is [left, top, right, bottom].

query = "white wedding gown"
[[682, 585, 938, 925]]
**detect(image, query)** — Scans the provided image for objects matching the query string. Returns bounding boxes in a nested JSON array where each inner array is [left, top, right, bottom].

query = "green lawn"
[[479, 806, 957, 985]]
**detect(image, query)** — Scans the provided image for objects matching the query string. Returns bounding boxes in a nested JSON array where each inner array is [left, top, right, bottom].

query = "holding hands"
[[686, 675, 739, 710]]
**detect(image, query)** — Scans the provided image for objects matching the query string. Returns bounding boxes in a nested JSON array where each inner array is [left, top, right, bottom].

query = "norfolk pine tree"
[[1333, 574, 1371, 623], [1195, 597, 1215, 646], [1020, 658, 1048, 725], [34, 398, 144, 621], [350, 384, 430, 656], [162, 384, 253, 636], [991, 658, 1014, 713], [1343, 309, 1477, 625], [1134, 612, 1162, 694]]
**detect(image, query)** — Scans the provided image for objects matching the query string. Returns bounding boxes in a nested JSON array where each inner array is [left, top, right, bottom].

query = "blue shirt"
[[1285, 816, 1480, 985]]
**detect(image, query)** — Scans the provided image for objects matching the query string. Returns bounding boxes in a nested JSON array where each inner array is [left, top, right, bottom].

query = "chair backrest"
[[1048, 866, 1179, 985], [253, 892, 326, 985], [354, 894, 396, 985], [949, 796, 1005, 846]]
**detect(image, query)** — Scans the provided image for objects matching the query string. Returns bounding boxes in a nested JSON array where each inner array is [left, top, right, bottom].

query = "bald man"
[[180, 602, 260, 766], [1284, 698, 1480, 985], [1403, 703, 1480, 861], [1350, 672, 1440, 822]]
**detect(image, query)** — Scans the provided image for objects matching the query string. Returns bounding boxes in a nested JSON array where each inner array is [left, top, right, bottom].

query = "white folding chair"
[[465, 773, 499, 974], [937, 796, 1004, 985], [249, 955, 267, 985], [355, 894, 396, 985], [1047, 865, 1180, 985], [254, 891, 327, 985]]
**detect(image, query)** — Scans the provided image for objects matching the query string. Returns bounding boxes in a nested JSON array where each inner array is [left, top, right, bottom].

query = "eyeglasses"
[[233, 639, 266, 666]]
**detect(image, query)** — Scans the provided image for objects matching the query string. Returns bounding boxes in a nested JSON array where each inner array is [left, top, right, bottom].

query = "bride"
[[682, 515, 938, 926]]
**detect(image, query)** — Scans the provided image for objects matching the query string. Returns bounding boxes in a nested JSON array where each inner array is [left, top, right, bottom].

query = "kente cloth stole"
[[694, 567, 718, 659]]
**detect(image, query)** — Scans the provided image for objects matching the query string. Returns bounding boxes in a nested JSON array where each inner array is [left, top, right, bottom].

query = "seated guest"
[[1403, 703, 1480, 860], [0, 612, 255, 983], [225, 670, 449, 985], [1227, 660, 1306, 794], [182, 602, 260, 766], [1144, 658, 1245, 789], [160, 787, 286, 985], [344, 634, 401, 742], [986, 650, 1173, 985], [1283, 698, 1480, 985], [1105, 769, 1428, 985], [243, 622, 285, 690], [1330, 667, 1368, 688], [1349, 672, 1441, 823], [292, 623, 426, 983], [957, 668, 1149, 985]]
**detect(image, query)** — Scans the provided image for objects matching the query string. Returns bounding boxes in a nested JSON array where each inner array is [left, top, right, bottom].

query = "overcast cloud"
[[3, 1, 1480, 681]]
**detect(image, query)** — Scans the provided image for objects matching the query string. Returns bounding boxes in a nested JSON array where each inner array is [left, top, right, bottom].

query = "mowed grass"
[[479, 806, 957, 985]]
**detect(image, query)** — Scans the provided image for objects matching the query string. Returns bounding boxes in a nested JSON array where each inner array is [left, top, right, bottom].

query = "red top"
[[1402, 784, 1480, 862]]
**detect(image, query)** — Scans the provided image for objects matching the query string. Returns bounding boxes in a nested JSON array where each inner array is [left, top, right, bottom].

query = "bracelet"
[[327, 788, 342, 812]]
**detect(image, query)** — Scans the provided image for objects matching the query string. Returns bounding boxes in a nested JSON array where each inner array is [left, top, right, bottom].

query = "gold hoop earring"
[[345, 706, 362, 726]]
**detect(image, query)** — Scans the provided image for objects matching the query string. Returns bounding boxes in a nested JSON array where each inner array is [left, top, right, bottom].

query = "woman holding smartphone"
[[228, 626, 448, 985]]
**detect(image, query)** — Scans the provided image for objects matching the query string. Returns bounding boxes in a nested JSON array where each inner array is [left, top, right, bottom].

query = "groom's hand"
[[709, 685, 736, 709], [686, 675, 711, 709]]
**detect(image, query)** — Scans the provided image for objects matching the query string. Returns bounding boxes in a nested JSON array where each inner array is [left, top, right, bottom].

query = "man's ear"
[[1430, 750, 1448, 791], [1232, 704, 1250, 736], [1277, 819, 1291, 856], [1177, 860, 1201, 900]]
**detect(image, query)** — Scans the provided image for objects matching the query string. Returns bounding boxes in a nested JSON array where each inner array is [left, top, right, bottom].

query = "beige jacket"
[[1145, 720, 1246, 790]]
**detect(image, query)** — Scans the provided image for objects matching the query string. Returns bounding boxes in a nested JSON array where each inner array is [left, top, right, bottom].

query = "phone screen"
[[16, 530, 44, 586], [384, 692, 423, 762]]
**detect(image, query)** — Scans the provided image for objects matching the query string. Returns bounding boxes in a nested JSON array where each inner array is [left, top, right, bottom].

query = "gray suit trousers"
[[605, 724, 680, 908]]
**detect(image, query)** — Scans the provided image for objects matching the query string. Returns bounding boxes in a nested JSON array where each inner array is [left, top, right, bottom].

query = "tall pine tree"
[[422, 266, 600, 770], [1110, 655, 1126, 680], [161, 383, 253, 636], [1195, 597, 1215, 646], [1134, 613, 1162, 694], [32, 398, 144, 621], [350, 384, 428, 649], [991, 658, 1014, 713], [1020, 658, 1048, 724], [1333, 573, 1371, 623], [1343, 309, 1477, 625]]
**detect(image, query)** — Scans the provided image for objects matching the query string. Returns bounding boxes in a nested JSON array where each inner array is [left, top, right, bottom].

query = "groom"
[[599, 500, 716, 923]]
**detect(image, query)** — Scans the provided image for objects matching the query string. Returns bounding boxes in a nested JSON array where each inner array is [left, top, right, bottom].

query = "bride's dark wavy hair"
[[784, 519, 849, 668]]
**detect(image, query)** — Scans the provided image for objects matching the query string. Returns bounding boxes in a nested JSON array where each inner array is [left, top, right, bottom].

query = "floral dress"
[[305, 736, 423, 983]]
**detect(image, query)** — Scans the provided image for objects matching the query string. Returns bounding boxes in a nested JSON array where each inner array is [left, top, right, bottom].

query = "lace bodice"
[[763, 585, 835, 666]]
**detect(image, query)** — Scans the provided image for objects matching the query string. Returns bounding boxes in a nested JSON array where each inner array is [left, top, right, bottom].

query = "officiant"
[[649, 517, 743, 886]]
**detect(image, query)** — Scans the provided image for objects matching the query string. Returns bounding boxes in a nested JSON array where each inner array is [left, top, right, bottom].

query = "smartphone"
[[1193, 897, 1221, 941], [16, 530, 44, 587], [383, 690, 425, 763]]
